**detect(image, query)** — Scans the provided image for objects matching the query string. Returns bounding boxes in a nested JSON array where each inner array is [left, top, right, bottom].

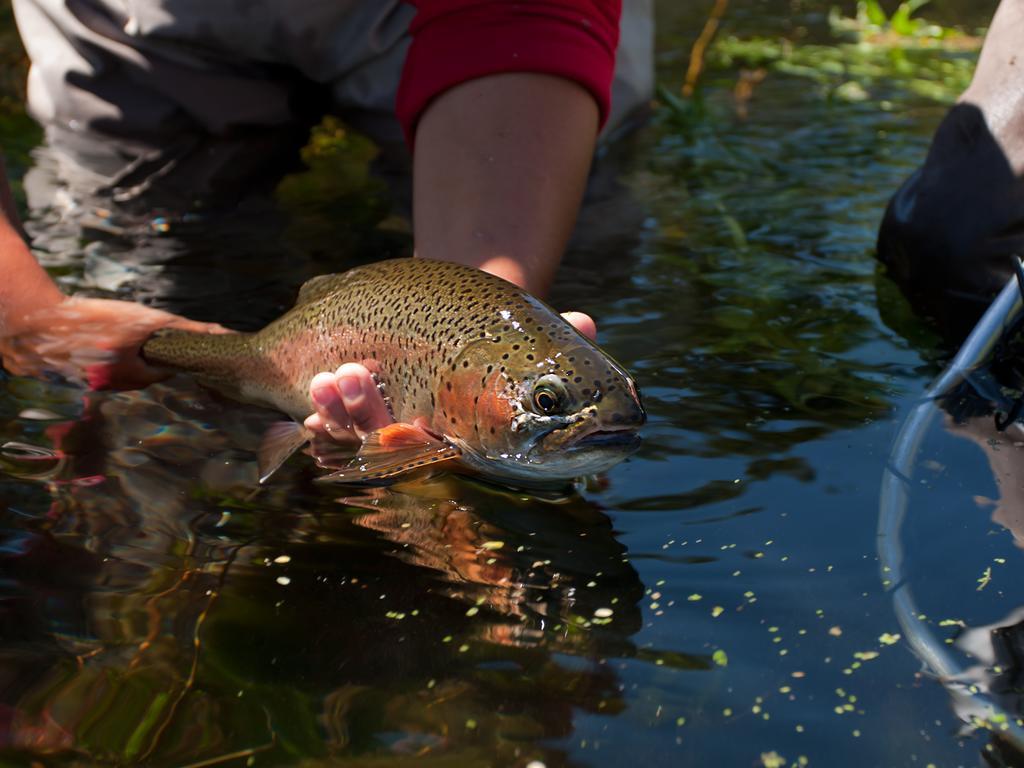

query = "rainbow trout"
[[142, 258, 645, 486]]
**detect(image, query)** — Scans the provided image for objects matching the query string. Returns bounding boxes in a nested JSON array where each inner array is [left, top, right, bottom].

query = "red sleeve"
[[396, 0, 621, 147]]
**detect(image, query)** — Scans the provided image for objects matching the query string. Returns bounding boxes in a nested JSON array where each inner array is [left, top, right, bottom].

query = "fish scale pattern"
[[142, 258, 643, 454]]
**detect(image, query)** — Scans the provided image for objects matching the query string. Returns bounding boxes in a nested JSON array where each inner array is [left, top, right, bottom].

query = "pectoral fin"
[[316, 422, 461, 484], [258, 421, 314, 484]]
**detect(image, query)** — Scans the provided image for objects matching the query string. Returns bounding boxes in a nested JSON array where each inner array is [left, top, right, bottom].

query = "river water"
[[0, 1, 1018, 766]]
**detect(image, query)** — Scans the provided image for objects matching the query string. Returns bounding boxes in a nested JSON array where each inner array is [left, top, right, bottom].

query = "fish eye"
[[532, 381, 564, 415]]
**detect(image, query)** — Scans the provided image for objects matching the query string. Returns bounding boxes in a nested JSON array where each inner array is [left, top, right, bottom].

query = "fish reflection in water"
[[0, 378, 665, 765], [338, 477, 644, 652]]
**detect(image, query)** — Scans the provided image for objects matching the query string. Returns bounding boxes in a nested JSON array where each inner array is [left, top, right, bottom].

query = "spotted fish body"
[[142, 258, 645, 484]]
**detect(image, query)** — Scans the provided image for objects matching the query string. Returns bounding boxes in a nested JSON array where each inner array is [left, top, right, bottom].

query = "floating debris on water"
[[977, 566, 992, 591]]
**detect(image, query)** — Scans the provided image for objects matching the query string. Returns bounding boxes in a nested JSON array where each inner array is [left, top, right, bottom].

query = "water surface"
[[0, 2, 1017, 766]]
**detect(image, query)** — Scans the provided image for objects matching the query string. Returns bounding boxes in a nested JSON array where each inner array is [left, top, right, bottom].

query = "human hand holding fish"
[[0, 277, 599, 459], [301, 311, 597, 442], [0, 295, 231, 389], [0, 243, 606, 484]]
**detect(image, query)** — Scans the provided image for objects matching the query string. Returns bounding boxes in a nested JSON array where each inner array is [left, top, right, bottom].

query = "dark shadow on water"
[[22, 125, 414, 331]]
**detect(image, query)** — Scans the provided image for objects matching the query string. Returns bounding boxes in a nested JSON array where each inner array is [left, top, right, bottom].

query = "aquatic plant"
[[828, 0, 980, 46], [662, 0, 983, 120]]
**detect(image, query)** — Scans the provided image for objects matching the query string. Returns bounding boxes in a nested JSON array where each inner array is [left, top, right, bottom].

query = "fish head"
[[437, 337, 646, 485]]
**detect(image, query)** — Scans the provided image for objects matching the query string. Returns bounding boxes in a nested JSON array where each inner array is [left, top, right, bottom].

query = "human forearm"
[[399, 0, 619, 295], [412, 72, 598, 295], [0, 230, 64, 333], [0, 159, 63, 335]]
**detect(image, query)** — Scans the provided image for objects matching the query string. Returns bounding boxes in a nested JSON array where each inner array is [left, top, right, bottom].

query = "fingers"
[[561, 311, 597, 341], [306, 372, 352, 438], [58, 298, 233, 387], [305, 363, 393, 442], [59, 296, 232, 337], [164, 317, 234, 335]]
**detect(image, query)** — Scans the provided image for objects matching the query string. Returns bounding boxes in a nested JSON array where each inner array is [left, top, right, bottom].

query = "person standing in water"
[[0, 0, 654, 438], [878, 0, 1024, 339]]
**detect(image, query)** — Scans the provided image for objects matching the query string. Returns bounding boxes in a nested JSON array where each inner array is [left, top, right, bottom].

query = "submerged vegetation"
[[828, 0, 981, 47], [662, 0, 982, 123], [644, 0, 965, 466]]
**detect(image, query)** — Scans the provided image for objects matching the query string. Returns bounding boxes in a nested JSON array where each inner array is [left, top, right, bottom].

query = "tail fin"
[[141, 329, 253, 373]]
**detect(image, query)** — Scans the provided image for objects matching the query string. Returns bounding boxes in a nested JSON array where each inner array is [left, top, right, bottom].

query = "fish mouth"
[[572, 428, 641, 450], [537, 420, 641, 454]]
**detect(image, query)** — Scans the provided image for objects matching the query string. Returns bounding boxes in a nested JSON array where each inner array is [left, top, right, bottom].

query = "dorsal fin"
[[296, 273, 349, 305]]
